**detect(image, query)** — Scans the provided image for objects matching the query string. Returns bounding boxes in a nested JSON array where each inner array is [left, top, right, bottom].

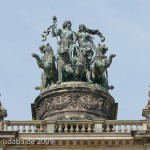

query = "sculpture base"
[[31, 82, 118, 120]]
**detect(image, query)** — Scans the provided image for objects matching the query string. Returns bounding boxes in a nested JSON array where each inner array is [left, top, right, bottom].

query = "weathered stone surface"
[[0, 102, 7, 120], [142, 91, 150, 130], [0, 131, 146, 150], [31, 82, 117, 120]]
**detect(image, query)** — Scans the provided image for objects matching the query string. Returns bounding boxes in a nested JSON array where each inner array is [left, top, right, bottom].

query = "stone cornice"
[[0, 131, 18, 138]]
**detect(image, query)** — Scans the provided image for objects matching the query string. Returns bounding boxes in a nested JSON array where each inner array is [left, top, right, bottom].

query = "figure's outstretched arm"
[[51, 27, 61, 37]]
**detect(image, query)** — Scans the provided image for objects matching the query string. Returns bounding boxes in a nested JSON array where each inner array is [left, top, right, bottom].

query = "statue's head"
[[79, 24, 86, 32], [62, 21, 72, 29]]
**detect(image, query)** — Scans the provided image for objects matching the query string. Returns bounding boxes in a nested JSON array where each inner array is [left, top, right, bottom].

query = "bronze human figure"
[[33, 16, 116, 91], [51, 20, 77, 83]]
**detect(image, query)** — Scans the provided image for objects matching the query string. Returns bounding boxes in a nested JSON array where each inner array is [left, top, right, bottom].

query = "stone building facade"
[[0, 17, 150, 150], [0, 83, 150, 150]]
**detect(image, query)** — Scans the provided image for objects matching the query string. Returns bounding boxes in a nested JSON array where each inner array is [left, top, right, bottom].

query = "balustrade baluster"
[[22, 125, 26, 133], [16, 125, 20, 132], [33, 124, 38, 133], [58, 124, 62, 133], [81, 124, 85, 133], [28, 125, 32, 133], [112, 124, 116, 132], [124, 124, 127, 133], [64, 123, 68, 133], [76, 124, 79, 133], [106, 124, 110, 132], [70, 124, 74, 133], [129, 124, 133, 132], [118, 124, 122, 133], [87, 124, 91, 132]]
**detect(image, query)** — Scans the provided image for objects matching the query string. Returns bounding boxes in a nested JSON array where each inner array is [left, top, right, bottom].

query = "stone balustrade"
[[55, 120, 95, 133], [0, 120, 147, 133], [1, 120, 45, 133], [104, 120, 147, 133], [55, 120, 147, 133]]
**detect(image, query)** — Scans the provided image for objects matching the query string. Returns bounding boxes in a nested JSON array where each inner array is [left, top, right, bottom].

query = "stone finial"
[[142, 90, 150, 130], [0, 94, 7, 120]]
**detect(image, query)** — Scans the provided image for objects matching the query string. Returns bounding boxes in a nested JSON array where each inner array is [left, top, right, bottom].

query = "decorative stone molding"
[[31, 82, 117, 120], [41, 81, 108, 94]]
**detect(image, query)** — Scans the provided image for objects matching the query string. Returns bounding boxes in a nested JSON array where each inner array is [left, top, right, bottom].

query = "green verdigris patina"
[[32, 43, 57, 90], [51, 20, 76, 83], [92, 44, 116, 90], [32, 16, 116, 91]]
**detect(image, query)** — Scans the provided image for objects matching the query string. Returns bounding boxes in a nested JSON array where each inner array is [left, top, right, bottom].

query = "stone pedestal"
[[31, 82, 118, 120]]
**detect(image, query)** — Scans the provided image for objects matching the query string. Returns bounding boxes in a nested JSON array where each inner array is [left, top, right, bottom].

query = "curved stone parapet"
[[31, 82, 118, 120]]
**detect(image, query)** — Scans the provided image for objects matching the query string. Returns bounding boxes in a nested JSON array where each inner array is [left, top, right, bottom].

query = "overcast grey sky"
[[0, 0, 150, 120]]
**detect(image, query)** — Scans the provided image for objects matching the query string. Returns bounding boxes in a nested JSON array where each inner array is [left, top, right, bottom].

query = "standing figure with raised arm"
[[51, 20, 77, 49], [51, 19, 77, 83]]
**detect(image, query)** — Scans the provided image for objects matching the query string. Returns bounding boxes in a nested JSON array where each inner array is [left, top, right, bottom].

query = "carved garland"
[[36, 93, 112, 119]]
